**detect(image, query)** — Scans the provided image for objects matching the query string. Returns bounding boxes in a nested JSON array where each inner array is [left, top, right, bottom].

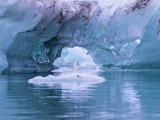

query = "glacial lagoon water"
[[0, 70, 160, 120]]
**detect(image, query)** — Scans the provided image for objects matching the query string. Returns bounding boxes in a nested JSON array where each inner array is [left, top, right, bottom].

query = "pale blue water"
[[0, 71, 160, 120]]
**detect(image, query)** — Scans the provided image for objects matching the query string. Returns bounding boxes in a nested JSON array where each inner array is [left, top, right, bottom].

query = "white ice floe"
[[28, 72, 105, 90]]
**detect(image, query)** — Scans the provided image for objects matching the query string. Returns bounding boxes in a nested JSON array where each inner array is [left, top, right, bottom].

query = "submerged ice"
[[0, 0, 160, 73]]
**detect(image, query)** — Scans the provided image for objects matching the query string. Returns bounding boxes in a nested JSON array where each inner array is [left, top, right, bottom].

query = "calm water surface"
[[0, 71, 160, 120]]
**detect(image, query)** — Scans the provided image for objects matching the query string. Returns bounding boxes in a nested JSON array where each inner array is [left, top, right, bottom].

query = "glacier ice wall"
[[126, 8, 160, 69], [0, 0, 160, 73]]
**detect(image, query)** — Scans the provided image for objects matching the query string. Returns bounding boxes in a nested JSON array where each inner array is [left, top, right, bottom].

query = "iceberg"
[[0, 0, 160, 73]]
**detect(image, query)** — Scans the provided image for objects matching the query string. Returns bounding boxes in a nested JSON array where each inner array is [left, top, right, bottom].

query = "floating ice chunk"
[[28, 72, 105, 90]]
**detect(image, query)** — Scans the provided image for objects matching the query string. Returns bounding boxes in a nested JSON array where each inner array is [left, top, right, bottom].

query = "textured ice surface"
[[1, 0, 160, 73]]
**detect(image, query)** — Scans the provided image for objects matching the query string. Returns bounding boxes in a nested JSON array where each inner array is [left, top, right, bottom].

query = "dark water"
[[0, 71, 160, 120]]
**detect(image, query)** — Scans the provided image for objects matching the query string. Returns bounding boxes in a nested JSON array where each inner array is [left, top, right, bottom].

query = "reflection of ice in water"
[[122, 82, 141, 114]]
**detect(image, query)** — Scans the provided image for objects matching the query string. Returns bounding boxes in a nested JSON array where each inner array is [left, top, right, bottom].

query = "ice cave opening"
[[53, 46, 99, 72]]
